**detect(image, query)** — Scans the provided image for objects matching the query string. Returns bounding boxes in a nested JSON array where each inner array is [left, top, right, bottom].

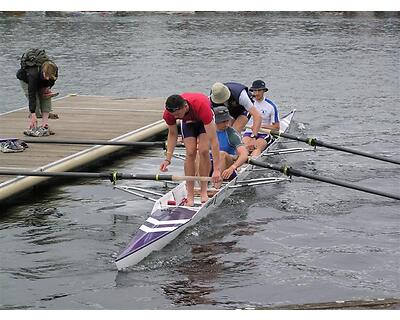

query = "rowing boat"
[[115, 110, 296, 270]]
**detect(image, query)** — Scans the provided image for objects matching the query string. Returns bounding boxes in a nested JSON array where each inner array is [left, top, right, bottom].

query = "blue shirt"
[[217, 127, 243, 155]]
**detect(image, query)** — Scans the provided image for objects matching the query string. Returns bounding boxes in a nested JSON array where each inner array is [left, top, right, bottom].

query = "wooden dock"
[[0, 94, 167, 204]]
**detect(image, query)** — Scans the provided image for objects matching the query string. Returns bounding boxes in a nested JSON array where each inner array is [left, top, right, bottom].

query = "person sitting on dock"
[[213, 106, 249, 184], [16, 49, 59, 137], [243, 80, 280, 157], [210, 81, 262, 135], [160, 93, 222, 206]]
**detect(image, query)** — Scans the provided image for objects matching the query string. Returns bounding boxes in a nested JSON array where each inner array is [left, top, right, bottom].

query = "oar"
[[265, 129, 400, 165], [0, 170, 212, 183], [19, 138, 167, 148], [247, 158, 400, 201]]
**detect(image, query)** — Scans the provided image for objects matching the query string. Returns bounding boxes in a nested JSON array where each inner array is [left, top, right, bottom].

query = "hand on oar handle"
[[245, 125, 272, 135], [211, 168, 222, 185]]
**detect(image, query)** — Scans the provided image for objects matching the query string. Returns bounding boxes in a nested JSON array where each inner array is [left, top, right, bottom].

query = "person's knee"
[[198, 148, 210, 160], [186, 149, 197, 160], [257, 141, 268, 150], [219, 151, 229, 161]]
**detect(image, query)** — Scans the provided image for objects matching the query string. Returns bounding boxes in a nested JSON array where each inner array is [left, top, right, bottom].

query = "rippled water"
[[0, 12, 399, 309]]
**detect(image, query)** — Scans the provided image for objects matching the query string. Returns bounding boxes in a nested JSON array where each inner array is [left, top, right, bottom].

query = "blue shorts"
[[181, 121, 206, 139]]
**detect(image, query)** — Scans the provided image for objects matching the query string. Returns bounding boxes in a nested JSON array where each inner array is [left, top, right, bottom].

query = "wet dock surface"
[[0, 95, 166, 202]]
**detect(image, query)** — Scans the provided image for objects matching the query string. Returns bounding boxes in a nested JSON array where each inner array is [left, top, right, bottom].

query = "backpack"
[[20, 48, 50, 69]]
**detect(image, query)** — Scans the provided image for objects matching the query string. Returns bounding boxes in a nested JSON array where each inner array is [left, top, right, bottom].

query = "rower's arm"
[[261, 121, 280, 131], [231, 145, 248, 170], [248, 106, 262, 136], [165, 124, 178, 162]]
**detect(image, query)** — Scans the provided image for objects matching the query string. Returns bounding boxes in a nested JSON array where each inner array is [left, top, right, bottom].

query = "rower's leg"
[[243, 136, 255, 153], [220, 151, 233, 169], [183, 137, 197, 206], [214, 151, 233, 188], [251, 139, 268, 157], [197, 133, 211, 203], [194, 148, 201, 176]]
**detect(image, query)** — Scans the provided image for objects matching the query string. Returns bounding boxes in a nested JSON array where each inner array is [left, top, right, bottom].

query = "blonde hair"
[[42, 61, 58, 81]]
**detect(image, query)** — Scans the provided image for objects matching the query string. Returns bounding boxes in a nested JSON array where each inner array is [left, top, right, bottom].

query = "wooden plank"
[[0, 95, 167, 187]]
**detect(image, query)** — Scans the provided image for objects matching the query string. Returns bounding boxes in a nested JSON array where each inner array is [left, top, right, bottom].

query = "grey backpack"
[[20, 48, 50, 69]]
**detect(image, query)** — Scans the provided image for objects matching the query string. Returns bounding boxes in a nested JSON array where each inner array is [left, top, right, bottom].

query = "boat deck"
[[0, 94, 167, 203]]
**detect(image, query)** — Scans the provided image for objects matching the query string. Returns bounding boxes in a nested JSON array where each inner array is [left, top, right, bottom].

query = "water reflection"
[[161, 242, 234, 306], [159, 197, 265, 307], [0, 12, 399, 309]]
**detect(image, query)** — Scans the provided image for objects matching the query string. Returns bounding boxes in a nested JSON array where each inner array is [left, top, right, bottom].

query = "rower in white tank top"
[[245, 97, 279, 131], [243, 80, 280, 157]]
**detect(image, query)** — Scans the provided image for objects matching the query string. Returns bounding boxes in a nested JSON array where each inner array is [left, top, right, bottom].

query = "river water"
[[0, 12, 399, 309]]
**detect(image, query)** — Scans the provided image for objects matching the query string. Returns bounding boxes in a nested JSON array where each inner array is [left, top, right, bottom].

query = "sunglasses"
[[166, 106, 183, 113]]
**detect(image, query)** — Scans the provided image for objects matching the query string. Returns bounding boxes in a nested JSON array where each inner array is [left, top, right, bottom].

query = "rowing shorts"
[[228, 107, 248, 120], [243, 132, 272, 144], [181, 121, 206, 139], [212, 103, 248, 120], [233, 109, 249, 120]]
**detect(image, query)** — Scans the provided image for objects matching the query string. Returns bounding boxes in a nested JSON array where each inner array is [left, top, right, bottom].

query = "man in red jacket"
[[160, 93, 221, 206]]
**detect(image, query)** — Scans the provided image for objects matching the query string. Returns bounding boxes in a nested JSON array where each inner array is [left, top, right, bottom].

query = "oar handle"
[[114, 173, 212, 182], [172, 175, 213, 182], [245, 125, 273, 134], [0, 170, 212, 183]]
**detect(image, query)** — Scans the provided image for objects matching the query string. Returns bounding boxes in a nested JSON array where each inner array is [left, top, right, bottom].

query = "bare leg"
[[183, 137, 197, 206], [197, 133, 211, 203], [41, 112, 49, 128], [214, 151, 234, 188], [232, 115, 249, 133], [242, 136, 255, 153], [251, 139, 268, 157], [194, 150, 200, 176], [222, 151, 234, 169]]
